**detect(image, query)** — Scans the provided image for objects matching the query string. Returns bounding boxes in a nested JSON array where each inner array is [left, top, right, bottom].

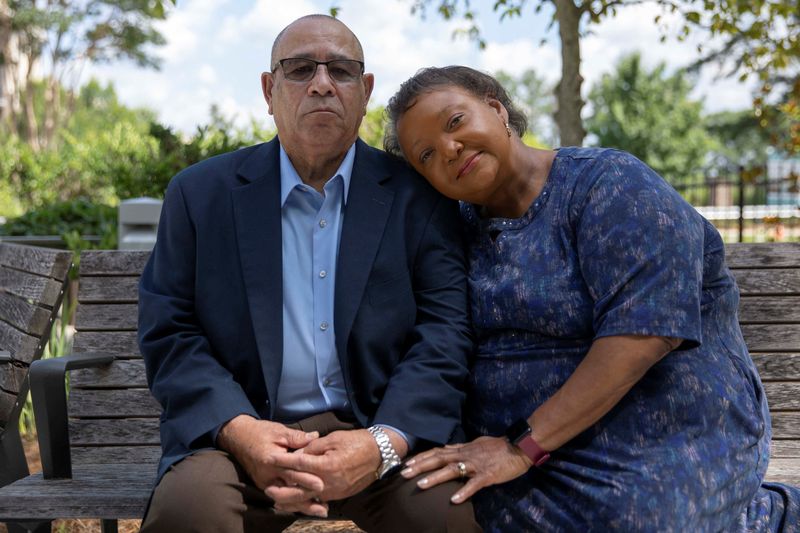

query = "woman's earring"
[[505, 122, 512, 137]]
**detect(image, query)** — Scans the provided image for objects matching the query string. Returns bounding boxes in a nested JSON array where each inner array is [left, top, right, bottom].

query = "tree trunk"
[[0, 0, 19, 134], [42, 75, 58, 148], [553, 0, 586, 146], [22, 59, 40, 151]]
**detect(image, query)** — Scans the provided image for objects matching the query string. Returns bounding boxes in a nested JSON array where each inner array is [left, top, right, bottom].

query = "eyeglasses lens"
[[280, 59, 363, 83]]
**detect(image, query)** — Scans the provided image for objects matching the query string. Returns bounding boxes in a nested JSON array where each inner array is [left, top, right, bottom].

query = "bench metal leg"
[[101, 519, 119, 533], [5, 520, 51, 533]]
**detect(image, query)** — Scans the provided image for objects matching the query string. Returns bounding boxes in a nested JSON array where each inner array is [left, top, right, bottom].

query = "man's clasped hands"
[[217, 414, 409, 518]]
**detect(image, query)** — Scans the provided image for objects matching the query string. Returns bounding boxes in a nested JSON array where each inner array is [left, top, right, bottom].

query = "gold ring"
[[456, 461, 467, 478]]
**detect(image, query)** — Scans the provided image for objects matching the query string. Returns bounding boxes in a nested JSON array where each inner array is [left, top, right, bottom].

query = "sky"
[[83, 0, 757, 135]]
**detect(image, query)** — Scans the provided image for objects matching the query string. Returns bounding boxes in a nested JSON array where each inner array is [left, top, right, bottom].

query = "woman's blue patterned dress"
[[463, 147, 800, 532]]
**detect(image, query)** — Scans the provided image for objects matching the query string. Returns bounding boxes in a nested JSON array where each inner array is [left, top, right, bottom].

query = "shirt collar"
[[279, 142, 356, 207]]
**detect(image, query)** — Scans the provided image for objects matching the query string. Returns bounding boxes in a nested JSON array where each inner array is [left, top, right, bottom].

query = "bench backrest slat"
[[66, 245, 800, 467], [0, 243, 71, 432], [727, 242, 800, 458], [70, 250, 157, 466]]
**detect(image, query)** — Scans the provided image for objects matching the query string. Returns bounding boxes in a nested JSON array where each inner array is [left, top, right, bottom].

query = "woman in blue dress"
[[384, 66, 800, 532]]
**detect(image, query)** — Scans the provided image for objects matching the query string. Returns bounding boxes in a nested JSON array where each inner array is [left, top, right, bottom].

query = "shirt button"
[[320, 321, 329, 331], [319, 270, 327, 278], [319, 219, 327, 228], [323, 377, 332, 386]]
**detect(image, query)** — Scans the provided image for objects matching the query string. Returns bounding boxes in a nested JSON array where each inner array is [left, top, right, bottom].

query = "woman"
[[383, 66, 800, 532]]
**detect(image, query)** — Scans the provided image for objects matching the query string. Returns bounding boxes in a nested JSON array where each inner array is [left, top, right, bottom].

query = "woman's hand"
[[400, 436, 533, 504]]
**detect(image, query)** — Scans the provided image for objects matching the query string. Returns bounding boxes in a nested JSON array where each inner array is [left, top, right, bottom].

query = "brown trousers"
[[140, 412, 482, 533]]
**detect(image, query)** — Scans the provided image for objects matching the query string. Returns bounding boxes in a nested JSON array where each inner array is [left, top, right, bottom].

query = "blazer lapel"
[[335, 140, 394, 378], [231, 138, 283, 414]]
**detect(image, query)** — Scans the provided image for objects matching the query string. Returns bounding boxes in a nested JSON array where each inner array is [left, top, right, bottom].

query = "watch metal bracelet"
[[367, 425, 403, 479]]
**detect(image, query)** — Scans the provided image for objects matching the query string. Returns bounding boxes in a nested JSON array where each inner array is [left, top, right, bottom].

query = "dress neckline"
[[462, 149, 562, 233]]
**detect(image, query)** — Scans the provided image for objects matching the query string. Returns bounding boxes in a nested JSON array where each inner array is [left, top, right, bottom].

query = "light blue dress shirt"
[[274, 143, 412, 448], [276, 144, 352, 419]]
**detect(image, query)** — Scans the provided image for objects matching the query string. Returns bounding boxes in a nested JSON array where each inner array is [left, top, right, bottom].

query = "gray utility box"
[[118, 197, 162, 250]]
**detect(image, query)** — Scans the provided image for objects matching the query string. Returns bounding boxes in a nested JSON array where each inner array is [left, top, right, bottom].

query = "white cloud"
[[477, 39, 560, 83], [197, 64, 217, 84]]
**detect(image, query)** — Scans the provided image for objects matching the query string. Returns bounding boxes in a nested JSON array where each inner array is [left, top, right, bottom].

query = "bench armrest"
[[30, 353, 115, 479]]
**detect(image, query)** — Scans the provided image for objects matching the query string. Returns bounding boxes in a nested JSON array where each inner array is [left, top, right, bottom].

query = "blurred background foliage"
[[0, 56, 782, 249]]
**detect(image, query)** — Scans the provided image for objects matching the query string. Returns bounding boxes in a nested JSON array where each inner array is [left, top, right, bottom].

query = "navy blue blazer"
[[138, 138, 473, 480]]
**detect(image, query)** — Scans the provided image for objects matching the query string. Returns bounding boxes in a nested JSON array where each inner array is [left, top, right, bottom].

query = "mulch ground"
[[0, 436, 363, 533]]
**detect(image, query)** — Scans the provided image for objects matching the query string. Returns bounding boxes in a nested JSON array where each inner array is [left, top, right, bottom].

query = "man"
[[138, 14, 480, 532]]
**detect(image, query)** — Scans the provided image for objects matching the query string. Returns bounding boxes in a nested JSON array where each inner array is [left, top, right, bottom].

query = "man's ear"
[[362, 73, 375, 115], [261, 72, 275, 115]]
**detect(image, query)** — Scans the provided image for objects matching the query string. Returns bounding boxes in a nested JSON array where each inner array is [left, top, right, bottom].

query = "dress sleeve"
[[572, 150, 703, 348]]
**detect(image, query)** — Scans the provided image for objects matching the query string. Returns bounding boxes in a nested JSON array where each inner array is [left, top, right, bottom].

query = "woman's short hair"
[[384, 65, 528, 157]]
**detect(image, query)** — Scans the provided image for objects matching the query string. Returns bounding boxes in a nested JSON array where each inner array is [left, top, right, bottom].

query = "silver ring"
[[456, 461, 467, 478]]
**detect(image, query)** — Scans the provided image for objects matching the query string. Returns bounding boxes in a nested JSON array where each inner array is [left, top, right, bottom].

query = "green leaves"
[[586, 52, 714, 185]]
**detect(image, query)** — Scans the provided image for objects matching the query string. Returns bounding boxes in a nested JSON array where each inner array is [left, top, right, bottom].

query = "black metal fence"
[[673, 167, 800, 243]]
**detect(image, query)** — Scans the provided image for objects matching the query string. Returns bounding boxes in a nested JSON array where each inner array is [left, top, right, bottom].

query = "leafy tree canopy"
[[586, 52, 714, 184]]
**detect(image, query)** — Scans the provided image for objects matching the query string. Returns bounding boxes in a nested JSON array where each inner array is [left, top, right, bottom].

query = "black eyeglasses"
[[272, 57, 365, 83]]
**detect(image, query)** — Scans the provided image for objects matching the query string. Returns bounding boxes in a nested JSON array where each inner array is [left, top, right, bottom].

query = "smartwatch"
[[505, 419, 550, 467]]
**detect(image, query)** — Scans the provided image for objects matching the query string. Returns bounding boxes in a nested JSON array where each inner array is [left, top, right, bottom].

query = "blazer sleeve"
[[138, 176, 260, 450], [372, 195, 473, 446]]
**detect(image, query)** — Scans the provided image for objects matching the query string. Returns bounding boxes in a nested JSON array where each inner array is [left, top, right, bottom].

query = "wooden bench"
[[0, 244, 798, 530], [0, 243, 72, 490]]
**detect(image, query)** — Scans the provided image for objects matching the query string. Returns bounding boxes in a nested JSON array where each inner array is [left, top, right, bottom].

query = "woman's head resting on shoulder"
[[384, 66, 528, 204]]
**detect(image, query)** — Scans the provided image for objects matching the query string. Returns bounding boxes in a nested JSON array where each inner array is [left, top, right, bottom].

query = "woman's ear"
[[486, 96, 509, 124]]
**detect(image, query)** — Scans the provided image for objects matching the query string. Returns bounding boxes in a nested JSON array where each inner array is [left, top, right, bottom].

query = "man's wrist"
[[374, 425, 409, 458], [217, 414, 259, 453], [367, 426, 404, 479]]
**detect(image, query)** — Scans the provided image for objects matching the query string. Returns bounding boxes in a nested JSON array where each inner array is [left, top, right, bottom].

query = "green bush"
[[0, 197, 117, 250]]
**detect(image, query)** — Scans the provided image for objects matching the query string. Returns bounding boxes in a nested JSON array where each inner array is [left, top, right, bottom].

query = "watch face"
[[506, 419, 532, 444]]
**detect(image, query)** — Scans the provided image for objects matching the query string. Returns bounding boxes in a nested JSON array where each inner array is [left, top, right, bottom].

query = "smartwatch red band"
[[505, 418, 551, 467], [516, 435, 551, 466]]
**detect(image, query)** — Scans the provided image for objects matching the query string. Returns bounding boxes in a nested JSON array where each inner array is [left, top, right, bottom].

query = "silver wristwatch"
[[367, 425, 403, 479]]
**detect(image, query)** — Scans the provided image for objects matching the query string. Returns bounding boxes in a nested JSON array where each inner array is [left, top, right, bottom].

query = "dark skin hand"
[[400, 335, 680, 503]]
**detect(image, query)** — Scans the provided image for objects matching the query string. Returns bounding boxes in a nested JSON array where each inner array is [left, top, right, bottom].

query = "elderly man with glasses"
[[138, 14, 480, 533]]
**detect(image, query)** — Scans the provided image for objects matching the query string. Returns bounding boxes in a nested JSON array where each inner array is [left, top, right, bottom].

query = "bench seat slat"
[[70, 418, 160, 446], [78, 276, 140, 303], [76, 304, 138, 331], [69, 389, 161, 418], [0, 465, 155, 520], [0, 266, 65, 306], [71, 360, 148, 388]]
